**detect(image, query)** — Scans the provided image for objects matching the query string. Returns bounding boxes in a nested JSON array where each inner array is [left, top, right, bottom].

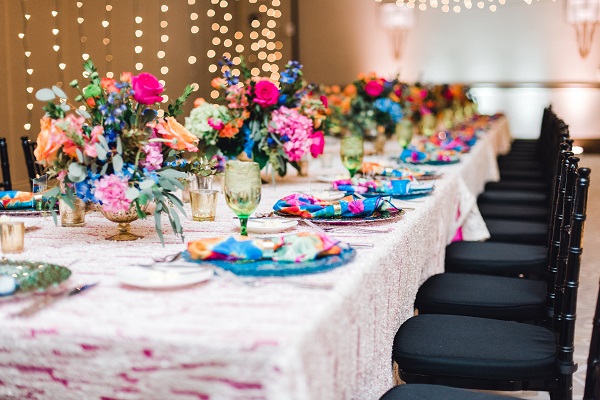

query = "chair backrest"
[[544, 152, 576, 319], [584, 278, 600, 399], [21, 136, 44, 189], [0, 137, 12, 191], [552, 166, 591, 399]]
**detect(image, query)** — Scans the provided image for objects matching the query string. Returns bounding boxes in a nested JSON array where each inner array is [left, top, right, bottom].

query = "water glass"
[[340, 135, 364, 177], [190, 189, 218, 222], [224, 160, 261, 236]]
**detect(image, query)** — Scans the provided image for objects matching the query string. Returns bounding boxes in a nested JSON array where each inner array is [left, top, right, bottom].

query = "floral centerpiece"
[[343, 73, 404, 138], [185, 57, 327, 177], [34, 59, 197, 243]]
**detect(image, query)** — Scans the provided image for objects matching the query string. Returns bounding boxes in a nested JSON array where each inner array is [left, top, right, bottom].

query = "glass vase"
[[100, 206, 146, 241], [58, 197, 86, 227], [396, 118, 413, 149], [182, 173, 214, 203]]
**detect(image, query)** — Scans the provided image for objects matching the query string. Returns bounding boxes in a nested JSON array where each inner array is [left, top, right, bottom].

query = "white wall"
[[298, 0, 600, 139]]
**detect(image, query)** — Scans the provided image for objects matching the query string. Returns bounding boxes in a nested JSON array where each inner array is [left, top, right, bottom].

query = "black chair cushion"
[[498, 160, 543, 170], [393, 314, 557, 381], [415, 273, 547, 320], [478, 203, 549, 222], [486, 219, 548, 245], [380, 384, 519, 400], [478, 190, 548, 206], [484, 181, 548, 193], [500, 169, 544, 180], [445, 241, 547, 276]]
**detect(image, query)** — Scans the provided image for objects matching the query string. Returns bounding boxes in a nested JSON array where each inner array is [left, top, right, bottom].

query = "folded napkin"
[[187, 232, 343, 263], [332, 178, 433, 196], [362, 162, 424, 179], [400, 148, 428, 163], [273, 193, 400, 219], [0, 191, 36, 210]]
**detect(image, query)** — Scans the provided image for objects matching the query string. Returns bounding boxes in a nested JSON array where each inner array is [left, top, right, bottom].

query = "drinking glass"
[[340, 135, 364, 178], [224, 160, 261, 236]]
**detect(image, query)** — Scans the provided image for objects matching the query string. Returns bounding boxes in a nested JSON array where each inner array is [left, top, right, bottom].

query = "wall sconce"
[[566, 0, 599, 58], [379, 3, 414, 62]]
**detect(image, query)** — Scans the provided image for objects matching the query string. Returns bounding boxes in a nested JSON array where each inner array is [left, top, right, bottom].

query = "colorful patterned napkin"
[[0, 191, 36, 209], [273, 193, 400, 219], [331, 178, 433, 196], [187, 232, 343, 263]]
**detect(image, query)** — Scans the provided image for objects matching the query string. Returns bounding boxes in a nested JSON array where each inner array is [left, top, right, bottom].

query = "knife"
[[11, 282, 99, 318]]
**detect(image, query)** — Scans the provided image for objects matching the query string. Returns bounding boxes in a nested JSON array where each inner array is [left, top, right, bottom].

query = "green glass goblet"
[[224, 160, 262, 236], [340, 135, 364, 178]]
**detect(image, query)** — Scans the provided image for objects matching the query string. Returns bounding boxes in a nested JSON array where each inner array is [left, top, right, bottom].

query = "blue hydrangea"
[[374, 98, 404, 124], [242, 123, 254, 158]]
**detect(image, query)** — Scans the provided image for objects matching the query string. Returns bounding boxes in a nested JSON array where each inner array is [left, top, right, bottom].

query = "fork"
[[302, 219, 390, 234]]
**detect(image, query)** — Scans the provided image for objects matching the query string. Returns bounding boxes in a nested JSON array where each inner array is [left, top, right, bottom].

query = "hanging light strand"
[[51, 0, 66, 86], [158, 2, 169, 85], [77, 1, 89, 63], [103, 0, 113, 78], [134, 1, 143, 72], [376, 0, 502, 13], [187, 0, 199, 94], [19, 0, 33, 132]]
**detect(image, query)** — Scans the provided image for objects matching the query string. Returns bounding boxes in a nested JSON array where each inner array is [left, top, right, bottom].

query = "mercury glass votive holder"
[[190, 189, 219, 222], [59, 198, 86, 227], [1, 222, 25, 253]]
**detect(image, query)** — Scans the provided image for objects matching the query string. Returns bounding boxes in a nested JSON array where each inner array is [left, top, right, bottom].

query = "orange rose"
[[343, 84, 357, 97], [156, 117, 199, 152], [120, 72, 132, 83], [331, 85, 341, 94], [100, 78, 118, 93], [211, 77, 224, 89], [219, 123, 239, 138], [34, 117, 66, 165]]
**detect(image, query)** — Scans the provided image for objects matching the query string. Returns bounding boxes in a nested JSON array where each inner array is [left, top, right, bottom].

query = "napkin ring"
[[333, 203, 342, 216]]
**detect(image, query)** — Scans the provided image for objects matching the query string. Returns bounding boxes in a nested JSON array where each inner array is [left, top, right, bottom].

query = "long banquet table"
[[0, 117, 511, 400]]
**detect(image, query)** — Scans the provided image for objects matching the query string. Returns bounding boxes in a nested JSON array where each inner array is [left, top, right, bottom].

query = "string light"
[[158, 3, 169, 85], [187, 0, 199, 94], [19, 0, 32, 131], [134, 0, 143, 71], [387, 0, 500, 12], [51, 1, 66, 86], [104, 0, 113, 78]]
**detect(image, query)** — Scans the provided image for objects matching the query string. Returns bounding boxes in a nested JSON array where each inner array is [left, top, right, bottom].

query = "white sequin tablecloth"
[[0, 117, 511, 400]]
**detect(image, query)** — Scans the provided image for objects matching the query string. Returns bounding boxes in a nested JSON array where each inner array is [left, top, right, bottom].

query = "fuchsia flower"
[[207, 117, 225, 131], [319, 95, 328, 108], [131, 73, 164, 105], [252, 80, 279, 108], [309, 130, 325, 158], [348, 200, 365, 214], [93, 174, 131, 213], [364, 80, 384, 97]]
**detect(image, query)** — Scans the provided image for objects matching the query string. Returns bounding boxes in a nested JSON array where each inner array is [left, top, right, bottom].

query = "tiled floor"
[[485, 153, 600, 399]]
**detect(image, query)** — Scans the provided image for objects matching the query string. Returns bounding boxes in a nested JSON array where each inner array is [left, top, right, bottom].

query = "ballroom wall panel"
[[297, 0, 600, 140], [0, 0, 291, 190]]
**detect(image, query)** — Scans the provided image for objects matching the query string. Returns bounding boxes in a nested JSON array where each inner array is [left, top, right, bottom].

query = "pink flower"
[[207, 117, 225, 131], [364, 80, 384, 97], [319, 95, 328, 108], [131, 73, 164, 105], [252, 80, 279, 108], [93, 174, 131, 213], [268, 106, 313, 162], [141, 142, 163, 171], [348, 200, 365, 214], [309, 130, 325, 158]]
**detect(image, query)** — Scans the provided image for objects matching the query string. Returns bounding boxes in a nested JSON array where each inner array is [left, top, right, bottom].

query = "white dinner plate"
[[118, 266, 213, 289], [231, 217, 298, 234], [304, 190, 346, 202], [316, 174, 350, 183]]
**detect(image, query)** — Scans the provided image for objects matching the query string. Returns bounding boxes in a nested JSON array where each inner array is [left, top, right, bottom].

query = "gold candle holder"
[[190, 189, 218, 222], [59, 198, 86, 227], [1, 222, 25, 253]]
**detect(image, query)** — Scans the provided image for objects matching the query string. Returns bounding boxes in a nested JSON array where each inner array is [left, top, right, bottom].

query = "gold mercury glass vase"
[[100, 204, 147, 241]]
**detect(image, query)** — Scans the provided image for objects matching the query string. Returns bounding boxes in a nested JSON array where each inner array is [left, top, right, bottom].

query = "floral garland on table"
[[34, 59, 197, 243], [185, 57, 327, 177]]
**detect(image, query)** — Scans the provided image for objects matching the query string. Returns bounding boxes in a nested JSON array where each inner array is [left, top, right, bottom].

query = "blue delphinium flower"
[[374, 98, 403, 124], [280, 61, 303, 85], [242, 124, 254, 158]]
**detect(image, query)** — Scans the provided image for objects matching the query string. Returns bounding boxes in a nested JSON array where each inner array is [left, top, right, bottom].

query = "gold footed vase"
[[100, 205, 147, 241]]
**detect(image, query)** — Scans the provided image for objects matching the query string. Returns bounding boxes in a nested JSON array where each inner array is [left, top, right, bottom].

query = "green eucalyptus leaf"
[[116, 137, 123, 154], [43, 186, 60, 199], [75, 148, 84, 163], [76, 109, 91, 119], [157, 169, 188, 180], [164, 192, 186, 217], [95, 143, 107, 160], [100, 163, 109, 176], [60, 103, 71, 112], [126, 187, 140, 201], [112, 154, 123, 172], [52, 85, 68, 99], [67, 163, 86, 182], [154, 209, 165, 246], [158, 177, 175, 191], [97, 135, 109, 150], [139, 179, 156, 190], [35, 88, 56, 102]]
